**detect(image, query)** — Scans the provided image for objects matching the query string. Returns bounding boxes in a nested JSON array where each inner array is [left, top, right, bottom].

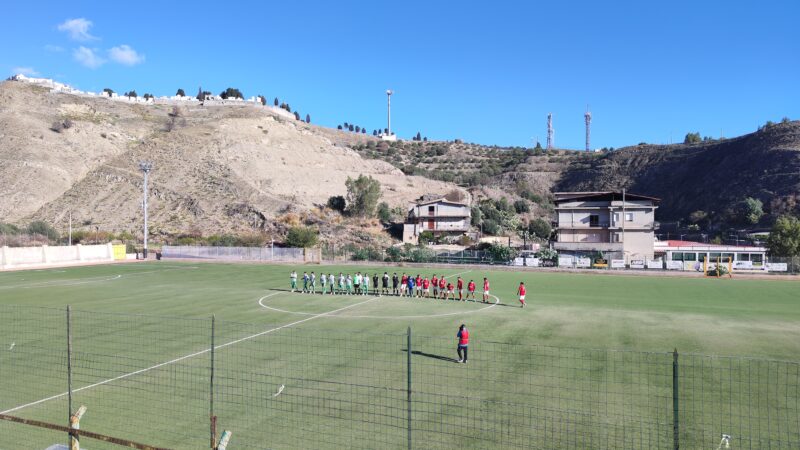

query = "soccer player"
[[392, 273, 399, 296], [467, 279, 476, 301], [338, 273, 345, 295], [482, 277, 490, 303], [517, 282, 526, 308], [354, 272, 362, 295], [346, 274, 353, 295], [328, 273, 335, 295], [457, 276, 464, 301], [407, 275, 416, 298], [373, 273, 380, 295], [446, 281, 455, 300], [456, 324, 469, 364], [290, 270, 298, 292], [400, 273, 408, 296], [438, 276, 447, 299], [302, 272, 309, 293], [319, 271, 327, 294], [309, 272, 317, 294], [431, 274, 439, 298], [382, 272, 390, 296], [362, 273, 370, 296], [422, 276, 431, 298], [415, 274, 423, 298]]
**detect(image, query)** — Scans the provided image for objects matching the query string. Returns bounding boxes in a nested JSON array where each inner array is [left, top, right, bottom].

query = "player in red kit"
[[422, 276, 430, 298], [438, 276, 447, 299], [467, 280, 476, 301], [517, 282, 527, 308], [431, 274, 439, 297], [456, 277, 464, 301], [482, 277, 490, 303], [456, 324, 469, 363]]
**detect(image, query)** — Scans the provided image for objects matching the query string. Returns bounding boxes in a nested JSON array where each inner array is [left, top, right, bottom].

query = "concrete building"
[[654, 240, 768, 271], [553, 191, 659, 262], [403, 196, 471, 244]]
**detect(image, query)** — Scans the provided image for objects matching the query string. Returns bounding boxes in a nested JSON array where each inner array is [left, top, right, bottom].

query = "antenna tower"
[[584, 106, 592, 151], [546, 113, 554, 150]]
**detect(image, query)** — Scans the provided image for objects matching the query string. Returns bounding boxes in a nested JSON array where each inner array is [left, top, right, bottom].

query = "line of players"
[[290, 271, 498, 303]]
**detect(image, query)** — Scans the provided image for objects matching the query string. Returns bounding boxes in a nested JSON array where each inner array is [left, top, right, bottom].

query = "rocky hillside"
[[556, 121, 800, 224], [0, 81, 463, 239]]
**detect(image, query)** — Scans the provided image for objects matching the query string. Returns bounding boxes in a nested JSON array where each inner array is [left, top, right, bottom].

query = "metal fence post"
[[407, 327, 412, 450], [66, 305, 76, 449], [210, 315, 216, 449], [673, 348, 679, 450]]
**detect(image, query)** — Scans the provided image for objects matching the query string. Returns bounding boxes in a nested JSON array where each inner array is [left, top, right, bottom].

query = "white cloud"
[[108, 45, 145, 66], [73, 46, 105, 69], [44, 44, 64, 52], [57, 18, 98, 41], [11, 67, 40, 76]]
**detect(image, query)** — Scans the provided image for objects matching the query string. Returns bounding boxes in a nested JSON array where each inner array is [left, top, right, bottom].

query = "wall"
[[1, 244, 114, 270]]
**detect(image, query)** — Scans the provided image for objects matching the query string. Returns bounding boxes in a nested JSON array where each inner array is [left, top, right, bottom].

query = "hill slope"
[[556, 122, 800, 223], [0, 81, 462, 236]]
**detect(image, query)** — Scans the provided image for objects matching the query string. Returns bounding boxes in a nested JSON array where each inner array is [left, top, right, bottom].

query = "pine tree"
[[273, 97, 279, 106], [305, 114, 311, 123]]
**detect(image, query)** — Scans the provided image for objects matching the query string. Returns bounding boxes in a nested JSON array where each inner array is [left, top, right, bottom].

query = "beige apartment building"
[[403, 196, 471, 244], [553, 191, 659, 262]]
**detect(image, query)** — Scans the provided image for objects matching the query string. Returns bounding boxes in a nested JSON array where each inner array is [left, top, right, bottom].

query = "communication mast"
[[585, 106, 592, 151], [546, 113, 554, 150]]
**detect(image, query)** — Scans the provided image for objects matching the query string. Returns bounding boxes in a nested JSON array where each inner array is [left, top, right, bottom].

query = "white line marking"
[[0, 294, 380, 415]]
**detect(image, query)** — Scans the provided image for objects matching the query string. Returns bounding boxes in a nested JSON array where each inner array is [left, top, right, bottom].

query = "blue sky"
[[3, 1, 799, 148]]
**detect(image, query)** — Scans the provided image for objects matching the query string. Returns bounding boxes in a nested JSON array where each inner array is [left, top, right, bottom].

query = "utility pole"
[[139, 161, 153, 259], [68, 211, 72, 246], [546, 113, 554, 150], [584, 106, 592, 151]]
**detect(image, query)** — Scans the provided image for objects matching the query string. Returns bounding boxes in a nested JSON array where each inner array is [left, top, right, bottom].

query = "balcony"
[[553, 242, 624, 252]]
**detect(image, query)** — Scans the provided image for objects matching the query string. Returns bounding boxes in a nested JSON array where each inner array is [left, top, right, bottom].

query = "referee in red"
[[456, 324, 469, 364]]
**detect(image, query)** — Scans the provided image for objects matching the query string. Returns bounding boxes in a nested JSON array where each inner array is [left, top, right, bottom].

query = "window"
[[613, 213, 620, 223], [684, 253, 697, 262], [589, 215, 600, 227], [737, 253, 750, 261], [752, 254, 764, 264], [428, 206, 435, 215], [625, 212, 634, 222], [671, 252, 683, 261]]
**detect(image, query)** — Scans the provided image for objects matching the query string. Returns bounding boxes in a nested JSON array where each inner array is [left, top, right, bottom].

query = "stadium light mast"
[[139, 161, 153, 259], [386, 90, 393, 135]]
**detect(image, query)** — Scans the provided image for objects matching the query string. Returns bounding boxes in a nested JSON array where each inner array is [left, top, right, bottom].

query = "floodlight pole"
[[139, 162, 153, 259]]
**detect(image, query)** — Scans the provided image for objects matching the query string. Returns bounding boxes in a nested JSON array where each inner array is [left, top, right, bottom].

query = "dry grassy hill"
[[0, 81, 463, 241]]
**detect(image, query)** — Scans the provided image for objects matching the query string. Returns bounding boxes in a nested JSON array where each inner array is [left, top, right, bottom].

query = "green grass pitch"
[[0, 262, 798, 449]]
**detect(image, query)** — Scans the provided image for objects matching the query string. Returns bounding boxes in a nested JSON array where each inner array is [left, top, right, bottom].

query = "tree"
[[527, 218, 552, 240], [143, 93, 154, 100], [689, 210, 708, 224], [327, 195, 346, 213], [534, 141, 543, 151], [197, 89, 211, 101], [355, 126, 361, 133], [273, 97, 279, 106], [767, 215, 800, 256], [345, 175, 382, 217], [219, 87, 243, 99], [423, 137, 428, 142], [377, 202, 391, 222], [285, 226, 319, 248], [513, 199, 530, 214], [305, 114, 311, 123], [781, 117, 791, 124], [337, 125, 343, 130], [294, 111, 300, 120], [259, 95, 267, 105], [486, 243, 518, 262], [103, 88, 114, 96], [26, 221, 59, 241], [373, 130, 377, 136], [684, 132, 701, 144], [737, 197, 764, 225], [361, 128, 366, 134], [124, 90, 138, 98], [349, 125, 354, 132], [415, 131, 421, 141], [471, 206, 483, 227], [176, 88, 185, 97]]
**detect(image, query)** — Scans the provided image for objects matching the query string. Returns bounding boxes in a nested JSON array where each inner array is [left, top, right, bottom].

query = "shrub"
[[327, 196, 346, 213], [385, 246, 403, 262], [408, 247, 435, 263], [486, 243, 518, 263], [482, 219, 501, 236], [767, 215, 800, 256], [418, 230, 435, 245], [285, 226, 319, 248], [377, 202, 391, 222], [527, 218, 552, 240], [513, 199, 530, 214], [351, 247, 381, 261], [345, 175, 381, 218], [26, 221, 59, 241]]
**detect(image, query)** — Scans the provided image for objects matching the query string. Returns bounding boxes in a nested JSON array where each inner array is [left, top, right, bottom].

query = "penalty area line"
[[0, 293, 380, 416]]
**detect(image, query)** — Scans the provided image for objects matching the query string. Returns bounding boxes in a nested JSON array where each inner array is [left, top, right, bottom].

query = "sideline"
[[0, 294, 380, 416]]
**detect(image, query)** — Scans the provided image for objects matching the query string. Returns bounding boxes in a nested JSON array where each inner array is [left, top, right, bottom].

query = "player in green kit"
[[290, 270, 298, 292]]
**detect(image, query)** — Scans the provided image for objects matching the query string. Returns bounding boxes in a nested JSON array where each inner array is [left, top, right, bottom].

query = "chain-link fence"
[[2, 305, 797, 449], [161, 245, 321, 263]]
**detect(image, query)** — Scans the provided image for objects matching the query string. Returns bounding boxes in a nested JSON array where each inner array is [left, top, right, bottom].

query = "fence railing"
[[1, 305, 797, 449], [161, 245, 321, 263]]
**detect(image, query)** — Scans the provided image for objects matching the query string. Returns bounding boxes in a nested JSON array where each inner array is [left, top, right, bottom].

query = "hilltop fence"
[[1, 305, 797, 449]]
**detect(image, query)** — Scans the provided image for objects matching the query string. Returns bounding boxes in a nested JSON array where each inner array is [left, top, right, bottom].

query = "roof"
[[412, 197, 469, 207], [654, 240, 766, 251], [554, 191, 660, 203]]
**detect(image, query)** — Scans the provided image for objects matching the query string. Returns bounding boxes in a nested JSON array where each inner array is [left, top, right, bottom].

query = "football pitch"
[[1, 261, 798, 449]]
